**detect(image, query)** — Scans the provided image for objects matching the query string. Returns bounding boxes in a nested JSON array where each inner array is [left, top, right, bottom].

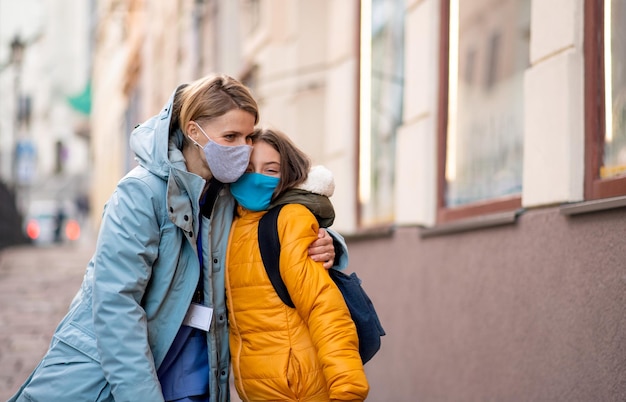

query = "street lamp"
[[10, 36, 25, 67], [3, 35, 27, 193], [9, 34, 34, 215]]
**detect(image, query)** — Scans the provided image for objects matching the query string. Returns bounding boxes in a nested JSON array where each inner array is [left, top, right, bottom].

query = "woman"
[[226, 127, 369, 401], [9, 74, 340, 402]]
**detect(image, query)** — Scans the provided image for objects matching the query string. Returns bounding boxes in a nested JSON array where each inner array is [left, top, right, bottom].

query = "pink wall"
[[347, 206, 626, 401]]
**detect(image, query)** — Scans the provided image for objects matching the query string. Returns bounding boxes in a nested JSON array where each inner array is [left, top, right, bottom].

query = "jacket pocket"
[[52, 299, 101, 362], [286, 348, 303, 398], [53, 321, 101, 362], [23, 339, 112, 402]]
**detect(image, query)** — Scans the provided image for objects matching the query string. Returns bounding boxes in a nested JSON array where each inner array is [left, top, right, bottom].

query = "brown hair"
[[169, 74, 259, 142], [252, 126, 311, 199]]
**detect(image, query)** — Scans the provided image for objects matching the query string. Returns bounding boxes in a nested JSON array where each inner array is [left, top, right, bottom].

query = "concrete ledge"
[[343, 224, 394, 242], [419, 209, 523, 238], [560, 196, 626, 216]]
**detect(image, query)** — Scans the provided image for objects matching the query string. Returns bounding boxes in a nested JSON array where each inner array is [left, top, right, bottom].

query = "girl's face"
[[247, 140, 281, 178]]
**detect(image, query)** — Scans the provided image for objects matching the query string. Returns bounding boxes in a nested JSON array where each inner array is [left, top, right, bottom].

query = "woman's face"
[[247, 140, 281, 178], [184, 109, 256, 179]]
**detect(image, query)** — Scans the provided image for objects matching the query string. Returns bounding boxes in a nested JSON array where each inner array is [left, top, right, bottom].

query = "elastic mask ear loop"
[[187, 121, 208, 148], [188, 136, 202, 148], [194, 122, 211, 143]]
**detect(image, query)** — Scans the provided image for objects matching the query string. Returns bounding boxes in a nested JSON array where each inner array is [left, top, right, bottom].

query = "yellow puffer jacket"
[[226, 204, 369, 401]]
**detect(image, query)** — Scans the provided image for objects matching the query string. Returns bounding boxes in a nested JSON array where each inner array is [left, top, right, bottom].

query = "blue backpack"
[[258, 204, 385, 364]]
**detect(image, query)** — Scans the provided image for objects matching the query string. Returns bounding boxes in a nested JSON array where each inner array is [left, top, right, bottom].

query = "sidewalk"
[[0, 241, 244, 401], [0, 242, 95, 400]]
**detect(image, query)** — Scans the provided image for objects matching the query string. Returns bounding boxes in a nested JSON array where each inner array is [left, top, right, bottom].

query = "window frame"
[[584, 0, 626, 199], [436, 0, 522, 224]]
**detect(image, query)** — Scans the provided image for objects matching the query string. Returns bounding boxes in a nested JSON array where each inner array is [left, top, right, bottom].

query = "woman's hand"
[[308, 228, 335, 269]]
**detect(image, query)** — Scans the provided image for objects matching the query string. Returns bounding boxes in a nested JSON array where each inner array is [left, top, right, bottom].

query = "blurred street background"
[[0, 242, 95, 400], [1, 0, 626, 400]]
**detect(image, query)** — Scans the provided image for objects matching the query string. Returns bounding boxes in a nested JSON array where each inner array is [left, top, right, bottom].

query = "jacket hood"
[[130, 87, 187, 180], [270, 165, 336, 227]]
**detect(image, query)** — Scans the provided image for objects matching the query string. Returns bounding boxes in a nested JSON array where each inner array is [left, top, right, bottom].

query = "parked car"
[[23, 199, 81, 246]]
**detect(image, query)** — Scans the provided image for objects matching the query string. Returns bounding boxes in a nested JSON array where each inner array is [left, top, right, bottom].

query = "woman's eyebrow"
[[221, 130, 249, 136]]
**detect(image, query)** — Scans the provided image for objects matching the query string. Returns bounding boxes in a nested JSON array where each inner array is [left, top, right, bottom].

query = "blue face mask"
[[230, 172, 280, 211]]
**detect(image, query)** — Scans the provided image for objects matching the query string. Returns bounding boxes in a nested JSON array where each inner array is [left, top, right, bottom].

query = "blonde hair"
[[169, 74, 259, 140]]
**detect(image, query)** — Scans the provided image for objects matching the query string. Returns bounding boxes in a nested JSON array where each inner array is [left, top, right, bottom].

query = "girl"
[[226, 127, 369, 401]]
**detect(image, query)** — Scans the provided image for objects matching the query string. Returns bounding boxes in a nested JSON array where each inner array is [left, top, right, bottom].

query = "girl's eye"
[[224, 134, 235, 141]]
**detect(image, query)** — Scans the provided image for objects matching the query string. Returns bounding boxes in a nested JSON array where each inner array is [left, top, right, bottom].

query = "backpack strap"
[[258, 204, 295, 308]]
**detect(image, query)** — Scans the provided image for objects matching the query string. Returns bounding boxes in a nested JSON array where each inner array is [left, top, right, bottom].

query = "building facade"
[[89, 0, 626, 400]]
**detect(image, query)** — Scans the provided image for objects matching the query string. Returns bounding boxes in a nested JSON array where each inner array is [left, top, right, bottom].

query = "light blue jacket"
[[9, 90, 234, 402]]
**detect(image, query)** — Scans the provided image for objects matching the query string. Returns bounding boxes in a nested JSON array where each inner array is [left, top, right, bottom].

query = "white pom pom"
[[296, 165, 335, 197]]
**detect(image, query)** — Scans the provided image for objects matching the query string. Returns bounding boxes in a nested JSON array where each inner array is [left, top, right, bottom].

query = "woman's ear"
[[185, 121, 199, 139]]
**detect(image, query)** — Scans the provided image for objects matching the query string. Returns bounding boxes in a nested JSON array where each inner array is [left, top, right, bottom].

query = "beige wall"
[[523, 0, 585, 206], [90, 0, 142, 226], [397, 0, 440, 227]]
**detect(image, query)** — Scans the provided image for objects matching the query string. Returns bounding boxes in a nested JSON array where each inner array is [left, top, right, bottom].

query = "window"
[[359, 0, 405, 227], [585, 0, 626, 199], [438, 0, 530, 222]]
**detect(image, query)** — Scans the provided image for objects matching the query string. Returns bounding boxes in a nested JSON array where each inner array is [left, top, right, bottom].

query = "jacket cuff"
[[327, 228, 349, 270]]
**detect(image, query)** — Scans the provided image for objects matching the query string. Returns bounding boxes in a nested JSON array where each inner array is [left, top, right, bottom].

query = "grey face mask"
[[190, 122, 252, 183]]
